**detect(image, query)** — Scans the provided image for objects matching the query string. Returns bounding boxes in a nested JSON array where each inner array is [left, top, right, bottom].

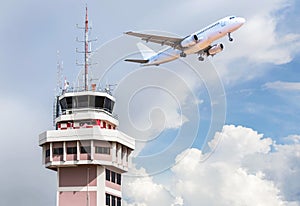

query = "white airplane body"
[[125, 16, 245, 66]]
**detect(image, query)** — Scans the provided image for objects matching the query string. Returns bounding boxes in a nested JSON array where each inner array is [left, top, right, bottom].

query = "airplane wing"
[[125, 31, 183, 49]]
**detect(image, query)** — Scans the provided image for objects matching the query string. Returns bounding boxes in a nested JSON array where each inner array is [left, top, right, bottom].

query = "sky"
[[0, 0, 299, 205]]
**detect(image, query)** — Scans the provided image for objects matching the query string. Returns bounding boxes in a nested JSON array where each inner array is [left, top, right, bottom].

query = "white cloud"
[[243, 143, 300, 203], [264, 81, 300, 92], [284, 135, 300, 144], [207, 125, 272, 163], [124, 125, 300, 206], [112, 66, 202, 156], [123, 167, 176, 206]]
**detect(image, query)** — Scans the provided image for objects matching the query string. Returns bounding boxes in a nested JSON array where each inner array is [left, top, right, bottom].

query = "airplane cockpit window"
[[229, 16, 236, 20]]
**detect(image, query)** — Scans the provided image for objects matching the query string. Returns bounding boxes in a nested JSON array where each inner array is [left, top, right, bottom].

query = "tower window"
[[112, 196, 116, 206], [95, 146, 110, 155], [104, 97, 114, 113], [106, 169, 121, 185], [106, 193, 111, 206], [80, 146, 91, 154], [117, 197, 121, 206], [53, 148, 63, 155], [106, 193, 120, 206], [76, 95, 88, 108], [88, 95, 95, 108], [59, 97, 73, 112], [106, 169, 111, 181], [95, 96, 105, 109], [66, 147, 77, 154], [45, 149, 50, 158], [117, 173, 121, 185], [111, 171, 116, 183]]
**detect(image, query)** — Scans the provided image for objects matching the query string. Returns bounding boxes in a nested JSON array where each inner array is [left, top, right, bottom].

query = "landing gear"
[[198, 56, 204, 61], [180, 52, 187, 57], [228, 33, 233, 42]]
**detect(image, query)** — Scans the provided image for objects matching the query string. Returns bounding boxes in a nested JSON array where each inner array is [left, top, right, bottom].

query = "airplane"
[[124, 15, 245, 66]]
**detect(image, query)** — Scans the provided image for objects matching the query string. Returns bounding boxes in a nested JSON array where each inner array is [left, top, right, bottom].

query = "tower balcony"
[[39, 127, 135, 172]]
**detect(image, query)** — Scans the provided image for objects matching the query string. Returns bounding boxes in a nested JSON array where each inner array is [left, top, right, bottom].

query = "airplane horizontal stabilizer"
[[124, 59, 150, 64], [137, 42, 157, 60]]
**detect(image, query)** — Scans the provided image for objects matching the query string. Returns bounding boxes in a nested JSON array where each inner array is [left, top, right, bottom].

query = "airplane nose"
[[238, 17, 246, 25]]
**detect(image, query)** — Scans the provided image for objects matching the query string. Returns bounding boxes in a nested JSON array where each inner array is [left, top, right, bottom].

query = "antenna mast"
[[76, 6, 97, 91], [56, 50, 63, 94], [84, 6, 89, 91]]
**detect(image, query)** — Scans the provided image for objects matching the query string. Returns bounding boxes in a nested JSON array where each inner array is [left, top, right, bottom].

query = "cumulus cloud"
[[124, 125, 300, 206], [123, 168, 176, 206], [284, 135, 300, 144]]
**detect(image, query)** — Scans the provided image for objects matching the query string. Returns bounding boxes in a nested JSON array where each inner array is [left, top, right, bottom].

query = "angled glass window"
[[77, 96, 89, 108], [95, 96, 105, 109]]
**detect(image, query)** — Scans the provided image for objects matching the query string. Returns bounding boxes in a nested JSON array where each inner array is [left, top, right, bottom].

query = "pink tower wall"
[[58, 166, 98, 206], [59, 191, 97, 206], [59, 166, 97, 187]]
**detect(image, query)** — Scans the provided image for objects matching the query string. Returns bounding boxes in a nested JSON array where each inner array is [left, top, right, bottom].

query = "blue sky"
[[0, 0, 300, 205]]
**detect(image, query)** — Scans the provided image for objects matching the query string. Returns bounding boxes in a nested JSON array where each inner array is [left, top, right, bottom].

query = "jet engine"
[[180, 35, 198, 47], [207, 43, 224, 55]]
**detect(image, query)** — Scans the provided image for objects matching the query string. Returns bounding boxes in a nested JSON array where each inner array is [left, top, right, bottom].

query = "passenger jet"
[[124, 16, 245, 66]]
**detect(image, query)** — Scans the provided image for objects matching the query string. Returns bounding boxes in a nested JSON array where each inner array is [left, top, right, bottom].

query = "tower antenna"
[[76, 6, 97, 91], [53, 51, 63, 127], [84, 6, 89, 91], [56, 50, 63, 94]]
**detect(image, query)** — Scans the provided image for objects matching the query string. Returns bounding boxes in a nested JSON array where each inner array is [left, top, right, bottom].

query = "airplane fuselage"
[[144, 16, 245, 66]]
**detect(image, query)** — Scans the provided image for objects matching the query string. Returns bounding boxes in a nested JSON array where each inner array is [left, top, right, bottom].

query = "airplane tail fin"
[[136, 42, 157, 60]]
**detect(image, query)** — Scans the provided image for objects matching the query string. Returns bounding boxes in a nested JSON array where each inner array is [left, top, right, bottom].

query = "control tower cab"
[[57, 91, 117, 130]]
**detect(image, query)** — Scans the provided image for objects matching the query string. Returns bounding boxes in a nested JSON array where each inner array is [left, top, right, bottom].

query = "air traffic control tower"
[[39, 8, 135, 206]]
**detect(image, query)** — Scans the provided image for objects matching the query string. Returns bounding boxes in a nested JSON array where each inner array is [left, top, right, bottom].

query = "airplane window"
[[229, 16, 235, 19]]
